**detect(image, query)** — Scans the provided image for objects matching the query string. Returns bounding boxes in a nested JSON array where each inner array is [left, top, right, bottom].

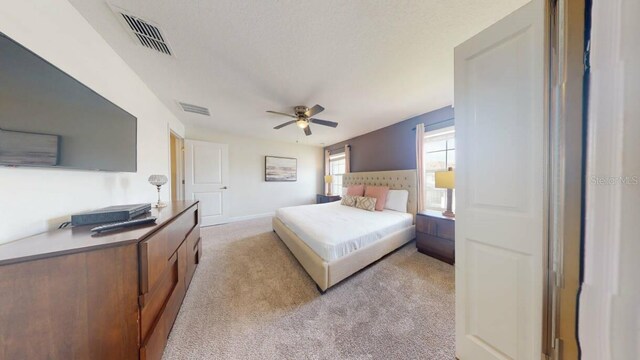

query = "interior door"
[[454, 1, 546, 359], [184, 140, 229, 226]]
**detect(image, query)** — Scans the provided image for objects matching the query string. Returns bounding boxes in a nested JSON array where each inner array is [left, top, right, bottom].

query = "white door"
[[184, 140, 229, 226], [454, 1, 546, 359]]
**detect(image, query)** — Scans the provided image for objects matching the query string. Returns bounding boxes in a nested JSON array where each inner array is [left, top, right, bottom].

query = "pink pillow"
[[346, 185, 365, 196], [364, 186, 389, 211]]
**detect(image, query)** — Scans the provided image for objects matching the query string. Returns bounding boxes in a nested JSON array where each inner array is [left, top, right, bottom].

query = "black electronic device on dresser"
[[71, 203, 152, 226], [316, 194, 342, 204], [416, 211, 455, 264]]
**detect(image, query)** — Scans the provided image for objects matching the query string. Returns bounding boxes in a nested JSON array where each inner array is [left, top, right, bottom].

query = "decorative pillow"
[[341, 195, 357, 207], [385, 190, 409, 212], [346, 184, 365, 196], [355, 196, 377, 211], [364, 185, 389, 211]]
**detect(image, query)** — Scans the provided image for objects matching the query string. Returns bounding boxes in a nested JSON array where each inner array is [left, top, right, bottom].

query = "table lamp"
[[148, 174, 168, 208], [324, 175, 333, 195], [435, 167, 455, 217]]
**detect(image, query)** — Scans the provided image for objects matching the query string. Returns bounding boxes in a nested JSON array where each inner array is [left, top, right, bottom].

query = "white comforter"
[[275, 201, 413, 262]]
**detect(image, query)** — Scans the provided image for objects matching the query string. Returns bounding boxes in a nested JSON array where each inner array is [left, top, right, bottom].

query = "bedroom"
[[0, 1, 637, 360]]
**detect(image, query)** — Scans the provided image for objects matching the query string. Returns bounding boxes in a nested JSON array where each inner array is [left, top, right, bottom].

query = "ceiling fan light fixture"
[[296, 119, 309, 128], [268, 105, 335, 135]]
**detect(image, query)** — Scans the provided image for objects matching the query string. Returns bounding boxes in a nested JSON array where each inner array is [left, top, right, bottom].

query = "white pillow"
[[341, 186, 348, 196], [384, 189, 409, 212]]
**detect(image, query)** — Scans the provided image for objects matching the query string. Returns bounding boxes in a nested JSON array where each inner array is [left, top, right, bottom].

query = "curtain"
[[344, 145, 351, 173], [324, 149, 331, 195], [416, 123, 425, 212]]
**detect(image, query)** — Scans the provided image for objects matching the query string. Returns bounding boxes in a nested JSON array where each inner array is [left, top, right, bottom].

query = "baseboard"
[[221, 212, 275, 224]]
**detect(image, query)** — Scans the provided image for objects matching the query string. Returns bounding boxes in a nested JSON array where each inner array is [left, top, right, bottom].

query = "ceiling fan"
[[267, 104, 338, 136]]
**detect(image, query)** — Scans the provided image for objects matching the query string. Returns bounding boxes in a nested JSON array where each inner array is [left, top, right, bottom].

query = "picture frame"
[[265, 156, 297, 182], [0, 128, 60, 166]]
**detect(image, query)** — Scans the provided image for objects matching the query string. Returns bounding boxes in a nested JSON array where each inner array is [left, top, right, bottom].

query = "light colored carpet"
[[163, 217, 455, 360]]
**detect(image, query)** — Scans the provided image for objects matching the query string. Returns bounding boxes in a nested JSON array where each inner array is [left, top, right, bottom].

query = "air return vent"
[[179, 102, 210, 116], [110, 5, 172, 55]]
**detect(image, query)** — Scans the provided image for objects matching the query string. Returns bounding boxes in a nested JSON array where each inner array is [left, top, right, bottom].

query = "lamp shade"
[[324, 175, 333, 183], [148, 174, 168, 186], [435, 169, 455, 189]]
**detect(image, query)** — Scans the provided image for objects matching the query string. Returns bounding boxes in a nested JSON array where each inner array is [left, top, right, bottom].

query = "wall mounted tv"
[[0, 33, 137, 172]]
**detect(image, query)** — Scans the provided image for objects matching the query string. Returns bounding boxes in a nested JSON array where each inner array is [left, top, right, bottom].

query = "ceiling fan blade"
[[304, 126, 312, 136], [310, 118, 338, 128], [273, 120, 297, 129], [266, 110, 296, 118], [307, 104, 325, 117]]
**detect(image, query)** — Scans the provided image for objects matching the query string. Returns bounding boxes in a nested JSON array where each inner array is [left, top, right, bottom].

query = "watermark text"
[[590, 175, 639, 185]]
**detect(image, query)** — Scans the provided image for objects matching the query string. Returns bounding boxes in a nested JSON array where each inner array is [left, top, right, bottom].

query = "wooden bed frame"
[[273, 170, 417, 291]]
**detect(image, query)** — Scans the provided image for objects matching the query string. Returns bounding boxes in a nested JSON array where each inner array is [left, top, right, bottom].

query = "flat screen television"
[[0, 33, 137, 172]]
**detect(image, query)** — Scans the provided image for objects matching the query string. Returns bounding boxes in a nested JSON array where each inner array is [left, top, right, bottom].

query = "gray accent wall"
[[326, 105, 454, 172]]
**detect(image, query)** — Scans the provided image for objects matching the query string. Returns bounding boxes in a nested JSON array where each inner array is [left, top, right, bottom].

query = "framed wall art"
[[265, 156, 297, 182]]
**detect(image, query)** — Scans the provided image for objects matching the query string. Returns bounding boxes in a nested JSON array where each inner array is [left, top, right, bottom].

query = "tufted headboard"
[[342, 170, 418, 221]]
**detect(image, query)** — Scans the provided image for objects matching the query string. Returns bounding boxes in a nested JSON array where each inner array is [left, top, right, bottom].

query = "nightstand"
[[316, 194, 342, 204], [416, 211, 455, 264]]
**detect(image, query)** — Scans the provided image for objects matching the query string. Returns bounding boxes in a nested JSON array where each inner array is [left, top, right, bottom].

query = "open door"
[[454, 1, 547, 359], [184, 139, 229, 226]]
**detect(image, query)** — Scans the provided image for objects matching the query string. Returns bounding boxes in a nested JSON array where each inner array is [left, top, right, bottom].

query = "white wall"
[[186, 127, 324, 221], [579, 0, 640, 359], [0, 0, 185, 244]]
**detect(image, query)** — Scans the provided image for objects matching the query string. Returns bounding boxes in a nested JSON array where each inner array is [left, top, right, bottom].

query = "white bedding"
[[275, 201, 413, 262]]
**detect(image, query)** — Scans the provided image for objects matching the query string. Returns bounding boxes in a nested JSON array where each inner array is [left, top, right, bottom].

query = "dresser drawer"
[[140, 251, 179, 341], [185, 225, 201, 289], [139, 205, 198, 294], [437, 219, 455, 240], [167, 206, 198, 256], [416, 216, 438, 235], [186, 223, 200, 252], [416, 232, 454, 264], [139, 227, 170, 295], [140, 241, 187, 360]]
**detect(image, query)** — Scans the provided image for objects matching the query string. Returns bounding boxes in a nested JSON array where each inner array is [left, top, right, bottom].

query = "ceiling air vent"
[[179, 102, 210, 116], [110, 5, 172, 55]]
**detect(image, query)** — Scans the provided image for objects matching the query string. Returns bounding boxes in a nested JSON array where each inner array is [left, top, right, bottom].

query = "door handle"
[[220, 186, 228, 190]]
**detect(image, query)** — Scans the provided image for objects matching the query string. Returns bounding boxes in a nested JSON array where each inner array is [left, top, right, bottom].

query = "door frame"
[[169, 129, 185, 202], [545, 0, 586, 359]]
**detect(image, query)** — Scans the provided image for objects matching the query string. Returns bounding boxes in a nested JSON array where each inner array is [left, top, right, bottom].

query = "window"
[[329, 153, 346, 195], [424, 126, 455, 211]]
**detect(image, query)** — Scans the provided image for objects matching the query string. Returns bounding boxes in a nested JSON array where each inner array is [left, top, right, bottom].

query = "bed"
[[272, 170, 417, 291]]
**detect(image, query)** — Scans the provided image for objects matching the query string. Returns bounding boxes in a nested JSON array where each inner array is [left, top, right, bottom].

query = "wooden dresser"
[[0, 201, 201, 360], [416, 210, 455, 264]]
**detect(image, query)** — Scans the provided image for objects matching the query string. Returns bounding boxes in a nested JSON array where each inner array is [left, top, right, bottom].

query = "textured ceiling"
[[69, 0, 528, 146]]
